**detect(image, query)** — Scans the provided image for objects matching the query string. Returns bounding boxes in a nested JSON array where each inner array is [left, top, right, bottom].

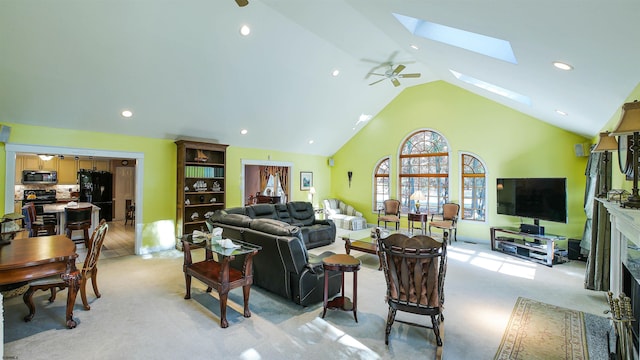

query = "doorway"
[[5, 144, 144, 255], [241, 160, 293, 206]]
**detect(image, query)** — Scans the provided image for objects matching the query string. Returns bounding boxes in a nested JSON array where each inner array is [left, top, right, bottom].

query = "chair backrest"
[[65, 206, 92, 224], [442, 203, 460, 222], [22, 202, 37, 225], [83, 219, 109, 272], [378, 232, 447, 311], [383, 199, 401, 216]]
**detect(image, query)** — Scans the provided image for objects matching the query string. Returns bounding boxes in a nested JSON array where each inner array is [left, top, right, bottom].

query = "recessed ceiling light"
[[240, 25, 251, 36], [308, 140, 314, 144], [410, 44, 419, 50], [121, 110, 133, 118], [552, 61, 573, 71], [356, 114, 372, 125], [555, 110, 568, 116], [331, 69, 340, 77], [240, 129, 248, 135]]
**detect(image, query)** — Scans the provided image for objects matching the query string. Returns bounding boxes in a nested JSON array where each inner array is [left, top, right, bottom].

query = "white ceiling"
[[2, 0, 638, 156]]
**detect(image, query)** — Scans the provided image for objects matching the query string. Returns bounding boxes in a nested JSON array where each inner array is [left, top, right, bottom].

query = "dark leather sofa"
[[206, 213, 342, 306], [224, 201, 335, 249]]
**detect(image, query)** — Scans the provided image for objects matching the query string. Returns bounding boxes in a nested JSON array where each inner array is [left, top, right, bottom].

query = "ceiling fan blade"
[[391, 78, 401, 87], [369, 78, 386, 86], [235, 0, 249, 7], [392, 64, 406, 75], [399, 73, 421, 78]]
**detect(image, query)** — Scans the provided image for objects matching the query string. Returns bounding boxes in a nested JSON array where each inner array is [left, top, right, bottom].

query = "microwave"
[[22, 170, 58, 184]]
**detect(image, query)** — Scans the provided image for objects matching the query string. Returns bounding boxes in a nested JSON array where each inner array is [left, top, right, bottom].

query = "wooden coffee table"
[[341, 229, 382, 270]]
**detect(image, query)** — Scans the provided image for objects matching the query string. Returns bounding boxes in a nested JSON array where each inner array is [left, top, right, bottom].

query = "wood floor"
[[99, 220, 135, 258], [16, 219, 136, 260]]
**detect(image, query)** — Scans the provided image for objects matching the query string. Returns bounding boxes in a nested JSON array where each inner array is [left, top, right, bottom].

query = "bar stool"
[[22, 203, 56, 237], [65, 206, 92, 248]]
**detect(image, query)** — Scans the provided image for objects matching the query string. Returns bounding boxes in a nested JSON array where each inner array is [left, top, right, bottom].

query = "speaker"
[[328, 158, 334, 167], [520, 223, 544, 235], [568, 239, 587, 261], [0, 125, 11, 143], [574, 143, 590, 157]]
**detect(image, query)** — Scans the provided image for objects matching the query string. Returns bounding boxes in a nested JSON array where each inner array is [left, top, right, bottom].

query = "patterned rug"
[[494, 297, 590, 360]]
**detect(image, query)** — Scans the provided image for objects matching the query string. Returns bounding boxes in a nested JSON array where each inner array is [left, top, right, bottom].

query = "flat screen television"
[[496, 178, 567, 223]]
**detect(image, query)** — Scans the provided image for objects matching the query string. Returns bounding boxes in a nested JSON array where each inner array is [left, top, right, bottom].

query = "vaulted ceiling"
[[2, 1, 638, 156]]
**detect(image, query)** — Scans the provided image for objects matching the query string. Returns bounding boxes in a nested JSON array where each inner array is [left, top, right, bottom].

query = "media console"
[[490, 227, 565, 267]]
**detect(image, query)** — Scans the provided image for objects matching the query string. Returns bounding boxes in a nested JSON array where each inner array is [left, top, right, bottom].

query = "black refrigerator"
[[79, 170, 113, 222]]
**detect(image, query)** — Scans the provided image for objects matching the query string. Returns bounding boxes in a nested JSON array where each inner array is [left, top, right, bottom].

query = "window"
[[399, 130, 449, 214], [373, 157, 390, 211], [461, 153, 486, 221]]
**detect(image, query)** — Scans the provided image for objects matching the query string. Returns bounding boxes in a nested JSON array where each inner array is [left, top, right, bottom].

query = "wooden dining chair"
[[125, 202, 135, 226], [23, 219, 109, 322], [21, 202, 56, 237]]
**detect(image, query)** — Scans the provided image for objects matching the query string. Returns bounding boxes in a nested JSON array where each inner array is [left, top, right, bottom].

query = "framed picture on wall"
[[300, 171, 313, 190]]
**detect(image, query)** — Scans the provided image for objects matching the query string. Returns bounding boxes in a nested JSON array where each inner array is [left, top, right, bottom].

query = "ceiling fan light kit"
[[369, 63, 421, 87]]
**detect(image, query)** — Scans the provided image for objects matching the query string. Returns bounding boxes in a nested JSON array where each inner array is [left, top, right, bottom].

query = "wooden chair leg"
[[385, 307, 396, 345], [80, 277, 90, 310], [91, 268, 101, 298]]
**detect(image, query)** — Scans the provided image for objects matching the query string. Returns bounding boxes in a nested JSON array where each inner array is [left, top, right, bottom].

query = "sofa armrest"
[[306, 251, 335, 274], [305, 260, 324, 274], [313, 219, 333, 226]]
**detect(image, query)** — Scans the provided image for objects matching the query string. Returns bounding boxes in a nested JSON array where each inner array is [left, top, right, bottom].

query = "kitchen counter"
[[55, 198, 80, 203], [43, 203, 101, 241]]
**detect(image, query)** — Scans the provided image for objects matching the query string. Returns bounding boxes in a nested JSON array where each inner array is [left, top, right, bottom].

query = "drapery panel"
[[584, 149, 611, 291], [259, 166, 290, 201]]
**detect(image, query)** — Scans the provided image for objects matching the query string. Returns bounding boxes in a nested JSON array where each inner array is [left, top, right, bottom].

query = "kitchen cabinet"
[[79, 159, 110, 172], [20, 155, 58, 171], [57, 158, 78, 184], [176, 140, 228, 239]]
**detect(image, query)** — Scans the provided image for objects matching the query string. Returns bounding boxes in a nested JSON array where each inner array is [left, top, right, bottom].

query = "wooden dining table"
[[0, 235, 80, 328]]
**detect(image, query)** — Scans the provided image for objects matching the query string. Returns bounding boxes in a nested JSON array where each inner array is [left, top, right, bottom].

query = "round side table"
[[322, 253, 361, 322]]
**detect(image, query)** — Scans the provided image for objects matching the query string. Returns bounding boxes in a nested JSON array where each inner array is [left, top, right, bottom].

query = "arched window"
[[373, 157, 390, 211], [461, 153, 486, 221], [399, 130, 449, 214]]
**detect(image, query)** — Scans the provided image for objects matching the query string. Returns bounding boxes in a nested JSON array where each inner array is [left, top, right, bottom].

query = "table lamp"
[[591, 131, 618, 198], [610, 101, 640, 208], [410, 190, 426, 213]]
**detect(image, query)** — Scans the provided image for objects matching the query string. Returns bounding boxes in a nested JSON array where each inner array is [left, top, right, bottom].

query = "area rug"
[[494, 297, 590, 360]]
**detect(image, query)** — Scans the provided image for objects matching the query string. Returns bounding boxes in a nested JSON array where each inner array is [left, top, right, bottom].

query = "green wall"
[[0, 123, 331, 252], [5, 80, 626, 249], [330, 81, 590, 241]]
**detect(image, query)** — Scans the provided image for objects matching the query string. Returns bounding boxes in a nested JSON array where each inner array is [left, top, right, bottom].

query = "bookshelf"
[[176, 140, 228, 239]]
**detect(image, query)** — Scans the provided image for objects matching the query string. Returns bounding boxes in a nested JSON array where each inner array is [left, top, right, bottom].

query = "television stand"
[[490, 227, 565, 267]]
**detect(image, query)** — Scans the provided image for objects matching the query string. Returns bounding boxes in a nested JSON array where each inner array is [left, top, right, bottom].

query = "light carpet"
[[3, 232, 611, 359], [494, 297, 610, 360]]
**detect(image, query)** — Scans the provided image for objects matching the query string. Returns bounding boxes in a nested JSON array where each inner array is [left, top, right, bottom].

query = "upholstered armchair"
[[377, 199, 401, 230], [429, 203, 460, 243]]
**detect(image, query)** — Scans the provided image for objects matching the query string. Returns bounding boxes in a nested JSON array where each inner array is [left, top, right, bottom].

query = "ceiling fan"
[[368, 64, 421, 87], [235, 0, 248, 7]]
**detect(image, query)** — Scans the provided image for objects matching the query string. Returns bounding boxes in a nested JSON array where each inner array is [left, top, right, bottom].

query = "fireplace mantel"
[[598, 199, 640, 294]]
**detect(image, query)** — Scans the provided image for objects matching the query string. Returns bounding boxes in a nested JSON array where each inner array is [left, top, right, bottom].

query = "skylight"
[[393, 13, 517, 64], [450, 70, 531, 106]]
